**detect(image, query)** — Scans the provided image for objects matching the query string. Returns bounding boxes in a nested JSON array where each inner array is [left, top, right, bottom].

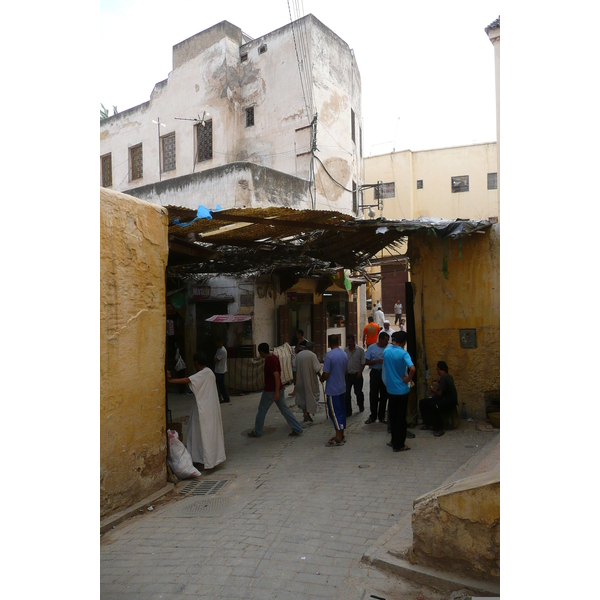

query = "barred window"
[[101, 153, 112, 187], [451, 175, 469, 193], [351, 109, 356, 143], [258, 44, 267, 55], [487, 172, 498, 190], [162, 132, 176, 172], [130, 144, 143, 180], [417, 180, 423, 189], [245, 106, 254, 128], [196, 120, 213, 163]]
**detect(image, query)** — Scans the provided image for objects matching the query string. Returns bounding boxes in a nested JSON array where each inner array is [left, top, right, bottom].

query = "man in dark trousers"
[[364, 330, 389, 424], [382, 331, 415, 453], [344, 334, 365, 416], [419, 361, 458, 437], [248, 343, 303, 438]]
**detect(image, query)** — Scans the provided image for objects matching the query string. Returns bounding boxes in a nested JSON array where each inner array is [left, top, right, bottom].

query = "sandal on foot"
[[393, 446, 411, 452], [365, 417, 376, 424], [247, 431, 260, 438], [325, 438, 344, 447], [434, 430, 445, 437]]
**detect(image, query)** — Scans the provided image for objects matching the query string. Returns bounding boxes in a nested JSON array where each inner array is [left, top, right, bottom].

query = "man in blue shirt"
[[382, 331, 415, 452], [364, 331, 389, 424], [320, 334, 349, 447]]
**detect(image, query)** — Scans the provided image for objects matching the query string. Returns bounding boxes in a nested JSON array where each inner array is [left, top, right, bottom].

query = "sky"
[[100, 0, 499, 155]]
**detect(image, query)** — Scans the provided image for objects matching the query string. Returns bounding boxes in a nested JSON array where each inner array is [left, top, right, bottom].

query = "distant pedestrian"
[[374, 305, 385, 328], [167, 352, 226, 470], [394, 300, 403, 325], [294, 341, 322, 422], [344, 334, 365, 416], [289, 329, 308, 397], [362, 316, 380, 349], [399, 318, 407, 332], [248, 343, 303, 438], [419, 361, 458, 437], [213, 339, 230, 404], [382, 331, 415, 453], [364, 331, 389, 424], [321, 334, 349, 447]]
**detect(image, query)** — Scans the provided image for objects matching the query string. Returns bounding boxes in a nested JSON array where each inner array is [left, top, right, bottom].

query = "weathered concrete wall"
[[410, 467, 500, 582], [125, 162, 310, 213], [409, 226, 500, 419], [100, 188, 169, 518]]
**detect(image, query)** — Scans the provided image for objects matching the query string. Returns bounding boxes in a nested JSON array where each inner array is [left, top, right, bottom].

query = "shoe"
[[247, 431, 260, 438], [359, 406, 365, 413], [325, 437, 344, 447], [406, 430, 416, 439], [303, 414, 313, 423], [386, 442, 393, 447], [219, 400, 230, 404], [393, 446, 411, 453], [289, 430, 303, 436], [379, 419, 387, 424], [420, 425, 432, 430], [434, 430, 445, 437], [365, 417, 376, 424]]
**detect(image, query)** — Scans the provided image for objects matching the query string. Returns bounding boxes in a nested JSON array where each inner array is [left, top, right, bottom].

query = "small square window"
[[258, 44, 267, 55], [416, 180, 423, 189], [241, 53, 248, 62], [162, 132, 176, 172], [101, 153, 112, 187], [451, 175, 469, 193], [129, 144, 143, 180], [245, 106, 254, 128], [487, 172, 498, 190]]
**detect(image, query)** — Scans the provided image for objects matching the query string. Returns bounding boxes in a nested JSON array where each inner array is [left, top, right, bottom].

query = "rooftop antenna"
[[175, 111, 210, 126]]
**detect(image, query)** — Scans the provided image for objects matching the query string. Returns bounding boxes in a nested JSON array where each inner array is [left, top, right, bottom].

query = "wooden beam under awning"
[[209, 211, 357, 232], [168, 238, 223, 264]]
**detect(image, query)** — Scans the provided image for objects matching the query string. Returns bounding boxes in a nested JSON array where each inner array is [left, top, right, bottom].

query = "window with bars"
[[417, 180, 423, 189], [196, 121, 213, 163], [240, 53, 248, 62], [161, 132, 176, 172], [487, 172, 498, 190], [129, 144, 143, 180], [351, 109, 356, 143], [245, 106, 254, 127], [451, 175, 469, 193], [101, 153, 112, 187], [258, 44, 267, 55]]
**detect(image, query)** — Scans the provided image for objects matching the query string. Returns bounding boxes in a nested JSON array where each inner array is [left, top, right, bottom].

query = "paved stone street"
[[101, 376, 499, 599]]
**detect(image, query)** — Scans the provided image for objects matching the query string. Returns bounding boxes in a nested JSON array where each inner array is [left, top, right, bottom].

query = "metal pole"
[[157, 118, 161, 182]]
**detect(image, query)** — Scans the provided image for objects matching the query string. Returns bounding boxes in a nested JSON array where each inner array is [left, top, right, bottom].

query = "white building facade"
[[100, 16, 363, 216]]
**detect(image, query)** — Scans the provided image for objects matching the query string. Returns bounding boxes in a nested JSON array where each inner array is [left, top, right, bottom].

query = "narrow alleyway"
[[101, 374, 499, 600]]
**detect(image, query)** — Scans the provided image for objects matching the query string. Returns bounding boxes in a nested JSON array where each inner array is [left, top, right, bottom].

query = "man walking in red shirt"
[[248, 343, 303, 438]]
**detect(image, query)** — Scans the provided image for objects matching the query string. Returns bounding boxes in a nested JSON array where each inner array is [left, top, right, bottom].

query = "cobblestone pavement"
[[101, 377, 499, 599]]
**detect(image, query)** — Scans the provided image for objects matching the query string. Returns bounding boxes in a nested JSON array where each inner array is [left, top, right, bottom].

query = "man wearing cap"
[[374, 305, 385, 328], [294, 341, 322, 422], [382, 320, 395, 341], [248, 343, 303, 438], [344, 333, 365, 416]]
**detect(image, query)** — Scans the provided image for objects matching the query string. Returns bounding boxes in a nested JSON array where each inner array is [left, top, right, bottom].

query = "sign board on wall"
[[191, 285, 211, 299]]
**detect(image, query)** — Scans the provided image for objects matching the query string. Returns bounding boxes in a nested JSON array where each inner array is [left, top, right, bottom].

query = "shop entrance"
[[196, 301, 229, 366]]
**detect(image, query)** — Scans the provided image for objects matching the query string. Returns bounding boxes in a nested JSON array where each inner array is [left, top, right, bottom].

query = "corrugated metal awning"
[[205, 315, 252, 323]]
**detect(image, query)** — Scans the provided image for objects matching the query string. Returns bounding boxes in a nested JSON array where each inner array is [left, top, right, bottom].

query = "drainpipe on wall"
[[420, 289, 428, 401]]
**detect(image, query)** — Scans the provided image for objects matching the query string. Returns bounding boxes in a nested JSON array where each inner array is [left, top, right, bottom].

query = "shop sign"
[[192, 285, 211, 299]]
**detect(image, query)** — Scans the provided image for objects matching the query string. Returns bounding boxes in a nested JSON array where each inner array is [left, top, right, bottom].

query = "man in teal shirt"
[[382, 331, 415, 452]]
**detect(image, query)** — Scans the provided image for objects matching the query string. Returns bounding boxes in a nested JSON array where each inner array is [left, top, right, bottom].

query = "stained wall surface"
[[100, 188, 169, 518], [409, 226, 500, 420]]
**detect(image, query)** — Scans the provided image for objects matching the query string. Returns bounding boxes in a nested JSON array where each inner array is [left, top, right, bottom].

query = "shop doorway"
[[196, 301, 229, 367]]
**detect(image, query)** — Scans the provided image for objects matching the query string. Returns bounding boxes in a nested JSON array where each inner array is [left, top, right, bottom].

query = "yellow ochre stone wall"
[[100, 188, 169, 518], [409, 226, 499, 420]]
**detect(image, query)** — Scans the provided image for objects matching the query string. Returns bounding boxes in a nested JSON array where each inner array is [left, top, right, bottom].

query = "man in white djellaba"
[[294, 341, 322, 422], [167, 352, 226, 470]]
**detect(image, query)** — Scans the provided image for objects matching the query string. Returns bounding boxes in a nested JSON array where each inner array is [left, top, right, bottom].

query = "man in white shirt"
[[214, 339, 230, 404], [382, 320, 395, 342]]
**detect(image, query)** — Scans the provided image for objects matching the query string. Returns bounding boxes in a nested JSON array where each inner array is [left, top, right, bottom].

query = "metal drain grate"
[[180, 496, 233, 517], [179, 479, 229, 496]]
